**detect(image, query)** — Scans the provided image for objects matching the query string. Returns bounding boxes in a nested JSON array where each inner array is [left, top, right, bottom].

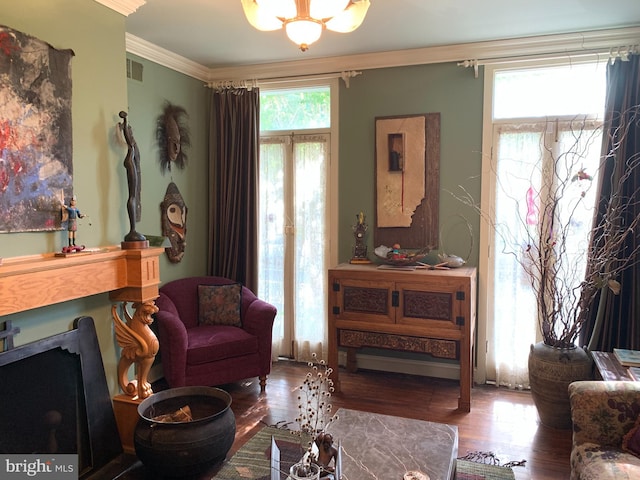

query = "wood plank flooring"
[[222, 360, 572, 480]]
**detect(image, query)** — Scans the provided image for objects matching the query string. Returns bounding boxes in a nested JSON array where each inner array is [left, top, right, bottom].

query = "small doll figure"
[[62, 196, 85, 246]]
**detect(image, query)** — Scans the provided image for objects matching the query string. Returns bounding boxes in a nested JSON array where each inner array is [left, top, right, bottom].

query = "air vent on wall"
[[126, 59, 143, 82]]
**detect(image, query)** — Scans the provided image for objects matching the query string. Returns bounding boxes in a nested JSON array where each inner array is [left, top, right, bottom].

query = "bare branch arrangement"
[[453, 109, 640, 349], [291, 353, 338, 476]]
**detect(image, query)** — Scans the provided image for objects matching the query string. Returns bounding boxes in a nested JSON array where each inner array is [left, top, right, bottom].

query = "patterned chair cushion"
[[198, 283, 242, 327]]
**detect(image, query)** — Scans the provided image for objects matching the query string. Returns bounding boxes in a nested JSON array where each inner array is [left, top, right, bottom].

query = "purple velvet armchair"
[[154, 276, 277, 391]]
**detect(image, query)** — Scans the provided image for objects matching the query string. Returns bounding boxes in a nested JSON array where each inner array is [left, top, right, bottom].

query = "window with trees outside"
[[258, 85, 334, 361]]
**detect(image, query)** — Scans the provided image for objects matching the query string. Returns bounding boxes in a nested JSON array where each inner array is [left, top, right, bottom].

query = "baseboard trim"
[[338, 352, 461, 381]]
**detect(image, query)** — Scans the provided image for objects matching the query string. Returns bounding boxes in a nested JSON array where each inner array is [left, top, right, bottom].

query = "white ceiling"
[[123, 0, 640, 76]]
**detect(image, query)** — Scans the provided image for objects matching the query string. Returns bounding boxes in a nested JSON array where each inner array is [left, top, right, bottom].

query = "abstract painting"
[[0, 25, 74, 232]]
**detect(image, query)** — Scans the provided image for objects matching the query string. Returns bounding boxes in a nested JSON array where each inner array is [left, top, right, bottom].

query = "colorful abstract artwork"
[[0, 25, 74, 232]]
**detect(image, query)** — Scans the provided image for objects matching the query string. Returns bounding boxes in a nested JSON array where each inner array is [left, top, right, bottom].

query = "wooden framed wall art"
[[374, 113, 440, 249]]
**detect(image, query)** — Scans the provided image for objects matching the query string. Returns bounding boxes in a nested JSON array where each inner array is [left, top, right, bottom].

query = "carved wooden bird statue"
[[112, 301, 159, 399]]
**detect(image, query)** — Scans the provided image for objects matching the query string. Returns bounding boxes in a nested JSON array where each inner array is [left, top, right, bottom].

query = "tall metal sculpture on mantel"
[[119, 111, 148, 249]]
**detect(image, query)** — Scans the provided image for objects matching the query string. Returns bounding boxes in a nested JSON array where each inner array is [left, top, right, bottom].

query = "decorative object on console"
[[241, 0, 370, 52], [155, 101, 190, 174], [438, 253, 466, 268], [112, 300, 160, 399], [118, 111, 148, 248], [350, 211, 371, 264], [373, 244, 430, 266], [0, 26, 74, 234], [161, 181, 188, 262]]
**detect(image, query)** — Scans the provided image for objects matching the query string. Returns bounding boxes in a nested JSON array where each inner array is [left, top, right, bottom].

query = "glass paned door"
[[487, 120, 601, 388], [258, 134, 328, 360]]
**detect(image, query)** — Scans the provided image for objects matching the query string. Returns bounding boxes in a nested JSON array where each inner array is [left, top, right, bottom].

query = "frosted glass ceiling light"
[[285, 19, 323, 51], [241, 0, 371, 51]]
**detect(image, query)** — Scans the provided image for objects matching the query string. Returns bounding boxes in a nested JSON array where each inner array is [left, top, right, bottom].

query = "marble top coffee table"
[[325, 408, 458, 480]]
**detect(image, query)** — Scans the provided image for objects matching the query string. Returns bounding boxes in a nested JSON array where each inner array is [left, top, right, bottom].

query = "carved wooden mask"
[[155, 102, 190, 174], [161, 182, 187, 263]]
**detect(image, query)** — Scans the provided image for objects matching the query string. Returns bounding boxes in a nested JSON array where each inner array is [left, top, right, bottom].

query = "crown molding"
[[126, 34, 211, 81], [126, 26, 640, 83], [95, 0, 145, 16]]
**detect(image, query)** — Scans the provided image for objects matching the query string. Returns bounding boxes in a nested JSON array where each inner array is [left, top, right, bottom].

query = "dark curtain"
[[583, 54, 640, 351], [208, 87, 260, 292]]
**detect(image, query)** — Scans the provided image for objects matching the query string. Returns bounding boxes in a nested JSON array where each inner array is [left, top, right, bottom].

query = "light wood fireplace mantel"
[[0, 246, 165, 317]]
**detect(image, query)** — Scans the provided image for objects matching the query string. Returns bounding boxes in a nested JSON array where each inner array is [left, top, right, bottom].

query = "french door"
[[258, 133, 329, 360], [486, 119, 602, 388]]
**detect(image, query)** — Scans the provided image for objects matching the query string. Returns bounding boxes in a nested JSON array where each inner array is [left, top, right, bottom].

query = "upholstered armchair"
[[569, 380, 640, 479], [154, 276, 277, 391]]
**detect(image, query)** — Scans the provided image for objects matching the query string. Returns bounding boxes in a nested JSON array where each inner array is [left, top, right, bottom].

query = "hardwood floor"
[[221, 360, 572, 480]]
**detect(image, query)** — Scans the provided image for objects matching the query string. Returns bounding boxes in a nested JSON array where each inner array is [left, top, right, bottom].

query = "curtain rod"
[[206, 70, 362, 90], [458, 45, 639, 78]]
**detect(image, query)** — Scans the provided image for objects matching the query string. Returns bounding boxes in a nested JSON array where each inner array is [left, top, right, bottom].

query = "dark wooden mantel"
[[0, 245, 164, 317]]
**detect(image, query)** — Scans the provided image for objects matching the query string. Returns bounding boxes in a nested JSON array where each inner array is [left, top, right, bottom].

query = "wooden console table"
[[327, 263, 477, 411]]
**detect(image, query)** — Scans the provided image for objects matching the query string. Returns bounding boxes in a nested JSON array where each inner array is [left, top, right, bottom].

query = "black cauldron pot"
[[134, 386, 236, 478]]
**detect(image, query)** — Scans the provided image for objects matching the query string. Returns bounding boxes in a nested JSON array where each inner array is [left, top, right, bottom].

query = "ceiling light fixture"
[[241, 0, 370, 52]]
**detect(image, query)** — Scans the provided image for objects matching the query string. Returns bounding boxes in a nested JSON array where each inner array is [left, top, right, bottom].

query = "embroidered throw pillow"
[[198, 283, 242, 327], [622, 416, 640, 458]]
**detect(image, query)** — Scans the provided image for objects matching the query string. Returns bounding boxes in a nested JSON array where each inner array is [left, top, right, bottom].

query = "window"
[[479, 60, 606, 388], [260, 87, 330, 130], [258, 82, 337, 361]]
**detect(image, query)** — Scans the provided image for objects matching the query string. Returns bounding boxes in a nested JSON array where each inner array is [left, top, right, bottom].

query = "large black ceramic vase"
[[528, 341, 593, 429], [134, 386, 236, 477]]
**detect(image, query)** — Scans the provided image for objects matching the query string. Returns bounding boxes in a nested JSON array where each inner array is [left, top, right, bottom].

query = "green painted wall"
[[0, 1, 209, 396], [338, 63, 483, 267]]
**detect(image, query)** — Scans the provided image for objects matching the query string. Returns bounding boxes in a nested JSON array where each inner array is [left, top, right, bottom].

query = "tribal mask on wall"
[[161, 182, 187, 263], [155, 102, 190, 174]]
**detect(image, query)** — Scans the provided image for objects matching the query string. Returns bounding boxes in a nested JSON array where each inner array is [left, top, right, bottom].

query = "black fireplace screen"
[[0, 348, 87, 465], [0, 317, 131, 479]]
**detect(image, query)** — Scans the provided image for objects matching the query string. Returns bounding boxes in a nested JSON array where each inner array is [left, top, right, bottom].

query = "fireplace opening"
[[0, 317, 138, 479], [0, 347, 87, 462]]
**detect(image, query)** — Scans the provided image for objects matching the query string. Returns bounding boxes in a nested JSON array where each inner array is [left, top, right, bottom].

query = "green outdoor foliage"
[[260, 88, 330, 131]]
